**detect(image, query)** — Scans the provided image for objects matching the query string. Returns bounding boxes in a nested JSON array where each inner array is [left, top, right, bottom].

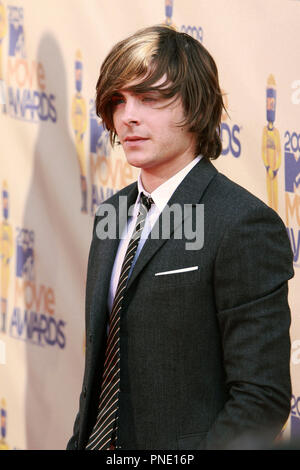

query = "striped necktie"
[[86, 192, 154, 450]]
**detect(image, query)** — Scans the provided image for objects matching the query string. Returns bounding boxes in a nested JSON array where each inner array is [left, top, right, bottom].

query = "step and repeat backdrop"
[[0, 0, 299, 450]]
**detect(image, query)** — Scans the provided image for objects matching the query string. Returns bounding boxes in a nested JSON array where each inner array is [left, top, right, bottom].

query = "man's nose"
[[122, 97, 140, 126]]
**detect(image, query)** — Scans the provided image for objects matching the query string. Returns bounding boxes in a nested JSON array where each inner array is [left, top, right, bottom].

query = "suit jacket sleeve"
[[205, 203, 294, 449], [66, 216, 99, 450]]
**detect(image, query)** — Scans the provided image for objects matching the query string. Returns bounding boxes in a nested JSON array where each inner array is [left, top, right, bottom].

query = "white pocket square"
[[155, 266, 199, 276]]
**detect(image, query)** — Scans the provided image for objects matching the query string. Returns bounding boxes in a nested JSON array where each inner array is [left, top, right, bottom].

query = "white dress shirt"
[[107, 155, 202, 313]]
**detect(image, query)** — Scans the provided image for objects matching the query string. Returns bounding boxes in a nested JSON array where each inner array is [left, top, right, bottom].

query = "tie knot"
[[140, 192, 154, 211]]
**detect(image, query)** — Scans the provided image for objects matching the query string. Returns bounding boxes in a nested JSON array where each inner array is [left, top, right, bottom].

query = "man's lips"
[[124, 136, 149, 142], [123, 136, 149, 148]]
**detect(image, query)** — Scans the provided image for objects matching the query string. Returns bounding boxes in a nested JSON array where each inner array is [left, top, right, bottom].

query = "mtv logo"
[[90, 117, 110, 156], [16, 240, 34, 280], [285, 152, 300, 194], [8, 6, 25, 58]]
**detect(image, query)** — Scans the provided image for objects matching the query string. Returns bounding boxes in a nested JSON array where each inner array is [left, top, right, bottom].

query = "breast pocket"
[[153, 266, 201, 289]]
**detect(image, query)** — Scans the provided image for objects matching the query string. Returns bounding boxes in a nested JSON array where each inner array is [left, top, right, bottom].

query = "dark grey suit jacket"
[[67, 158, 294, 450]]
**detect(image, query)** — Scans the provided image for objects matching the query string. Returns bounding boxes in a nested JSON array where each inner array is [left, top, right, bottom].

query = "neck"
[[140, 154, 197, 193]]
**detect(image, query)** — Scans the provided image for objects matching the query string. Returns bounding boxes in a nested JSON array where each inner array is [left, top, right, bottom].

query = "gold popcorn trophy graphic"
[[165, 0, 176, 28], [262, 75, 281, 212], [71, 50, 88, 213], [0, 182, 13, 333]]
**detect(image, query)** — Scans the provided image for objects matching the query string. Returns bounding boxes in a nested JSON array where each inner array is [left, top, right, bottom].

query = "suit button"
[[89, 334, 93, 343], [83, 386, 87, 398], [74, 440, 78, 449]]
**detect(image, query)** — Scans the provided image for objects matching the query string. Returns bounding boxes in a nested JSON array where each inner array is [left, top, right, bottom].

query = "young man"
[[67, 25, 294, 450]]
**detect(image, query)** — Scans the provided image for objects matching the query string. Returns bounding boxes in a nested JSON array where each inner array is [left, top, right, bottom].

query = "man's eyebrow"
[[110, 89, 166, 102], [118, 87, 163, 95], [142, 90, 162, 95]]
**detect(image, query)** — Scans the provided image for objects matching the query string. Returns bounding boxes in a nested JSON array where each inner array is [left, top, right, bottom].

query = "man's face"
[[112, 77, 197, 179]]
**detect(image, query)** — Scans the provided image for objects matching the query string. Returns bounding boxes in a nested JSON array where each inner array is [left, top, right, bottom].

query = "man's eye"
[[142, 96, 155, 102], [111, 95, 125, 105]]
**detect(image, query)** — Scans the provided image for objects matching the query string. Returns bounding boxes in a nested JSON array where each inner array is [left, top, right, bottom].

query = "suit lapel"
[[88, 182, 138, 337], [126, 157, 218, 290]]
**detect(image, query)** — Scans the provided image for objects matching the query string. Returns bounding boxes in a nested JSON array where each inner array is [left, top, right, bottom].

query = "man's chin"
[[124, 155, 151, 169]]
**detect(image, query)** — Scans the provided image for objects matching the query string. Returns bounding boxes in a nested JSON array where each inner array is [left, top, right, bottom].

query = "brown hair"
[[95, 25, 226, 160]]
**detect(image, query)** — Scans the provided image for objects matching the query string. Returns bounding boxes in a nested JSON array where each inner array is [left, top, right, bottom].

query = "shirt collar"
[[136, 155, 202, 213]]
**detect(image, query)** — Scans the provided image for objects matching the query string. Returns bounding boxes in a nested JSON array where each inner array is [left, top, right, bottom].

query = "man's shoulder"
[[209, 171, 284, 224], [214, 172, 266, 204]]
